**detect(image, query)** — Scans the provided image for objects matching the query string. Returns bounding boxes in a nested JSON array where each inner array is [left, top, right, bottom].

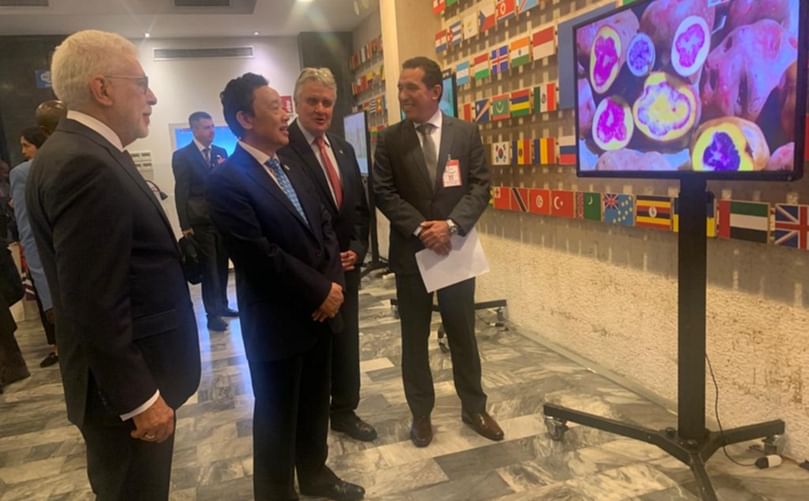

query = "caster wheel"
[[544, 416, 568, 441]]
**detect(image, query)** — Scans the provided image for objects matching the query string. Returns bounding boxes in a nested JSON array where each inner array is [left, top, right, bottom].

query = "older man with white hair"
[[26, 30, 201, 500]]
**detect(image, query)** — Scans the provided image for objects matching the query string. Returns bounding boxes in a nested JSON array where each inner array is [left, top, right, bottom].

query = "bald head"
[[35, 100, 67, 136]]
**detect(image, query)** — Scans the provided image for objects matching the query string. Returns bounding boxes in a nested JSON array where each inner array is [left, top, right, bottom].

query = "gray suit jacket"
[[373, 114, 491, 274]]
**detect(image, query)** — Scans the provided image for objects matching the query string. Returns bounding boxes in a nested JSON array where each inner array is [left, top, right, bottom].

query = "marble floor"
[[1, 272, 808, 500]]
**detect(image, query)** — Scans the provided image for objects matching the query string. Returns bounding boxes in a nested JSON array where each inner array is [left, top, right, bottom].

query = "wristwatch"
[[446, 219, 459, 235]]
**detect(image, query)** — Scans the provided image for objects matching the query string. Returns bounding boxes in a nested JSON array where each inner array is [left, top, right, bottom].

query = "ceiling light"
[[144, 32, 151, 38], [253, 31, 259, 36]]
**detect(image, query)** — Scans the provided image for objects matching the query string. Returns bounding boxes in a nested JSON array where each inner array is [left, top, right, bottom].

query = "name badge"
[[443, 159, 462, 188]]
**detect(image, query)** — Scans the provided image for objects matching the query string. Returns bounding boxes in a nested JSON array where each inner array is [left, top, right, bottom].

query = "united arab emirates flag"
[[717, 200, 770, 243]]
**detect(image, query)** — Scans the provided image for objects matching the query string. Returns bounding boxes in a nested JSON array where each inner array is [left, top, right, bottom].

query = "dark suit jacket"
[[172, 141, 228, 230], [278, 120, 370, 262], [373, 114, 491, 274], [206, 144, 344, 362], [26, 119, 201, 426]]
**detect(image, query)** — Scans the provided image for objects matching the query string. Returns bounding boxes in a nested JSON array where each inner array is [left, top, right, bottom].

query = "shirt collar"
[[297, 119, 330, 149], [414, 109, 442, 131], [238, 140, 278, 167], [193, 138, 212, 153], [67, 110, 124, 152]]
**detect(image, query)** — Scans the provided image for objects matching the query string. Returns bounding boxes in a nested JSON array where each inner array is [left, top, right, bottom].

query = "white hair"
[[293, 67, 337, 103], [51, 30, 138, 109]]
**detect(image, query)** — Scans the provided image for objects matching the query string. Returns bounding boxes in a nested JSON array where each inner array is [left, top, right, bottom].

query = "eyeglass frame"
[[103, 74, 150, 94]]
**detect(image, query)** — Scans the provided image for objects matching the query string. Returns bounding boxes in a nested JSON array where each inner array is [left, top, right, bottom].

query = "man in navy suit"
[[278, 68, 374, 442], [172, 111, 237, 332], [207, 73, 365, 501]]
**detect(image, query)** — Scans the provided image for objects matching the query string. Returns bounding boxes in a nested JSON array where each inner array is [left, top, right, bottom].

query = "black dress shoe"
[[331, 413, 377, 442], [207, 316, 228, 331], [220, 307, 239, 317], [410, 415, 432, 447], [299, 479, 365, 501], [462, 411, 504, 441], [40, 352, 59, 368]]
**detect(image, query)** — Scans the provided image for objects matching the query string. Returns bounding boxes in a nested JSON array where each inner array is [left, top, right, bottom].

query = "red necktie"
[[315, 136, 342, 207]]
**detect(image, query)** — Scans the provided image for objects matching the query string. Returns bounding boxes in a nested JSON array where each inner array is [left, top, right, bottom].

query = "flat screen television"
[[440, 70, 458, 118], [343, 111, 370, 175], [574, 0, 807, 180]]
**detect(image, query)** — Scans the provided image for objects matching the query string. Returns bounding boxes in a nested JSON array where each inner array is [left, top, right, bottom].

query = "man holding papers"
[[373, 56, 503, 447]]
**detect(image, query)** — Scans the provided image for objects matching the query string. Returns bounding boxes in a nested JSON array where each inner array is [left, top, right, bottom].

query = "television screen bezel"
[[572, 0, 808, 181], [342, 110, 371, 176], [441, 69, 459, 118]]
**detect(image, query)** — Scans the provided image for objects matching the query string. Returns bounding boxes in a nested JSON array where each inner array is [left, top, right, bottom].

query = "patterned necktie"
[[416, 123, 437, 186], [202, 147, 211, 166], [314, 136, 343, 207], [265, 158, 309, 226]]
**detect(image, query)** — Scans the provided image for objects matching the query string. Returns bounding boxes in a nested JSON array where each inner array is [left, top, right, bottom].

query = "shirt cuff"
[[413, 225, 423, 237], [120, 390, 160, 421]]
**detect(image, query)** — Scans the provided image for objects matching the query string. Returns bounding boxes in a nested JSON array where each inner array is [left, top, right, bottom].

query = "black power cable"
[[705, 353, 757, 467]]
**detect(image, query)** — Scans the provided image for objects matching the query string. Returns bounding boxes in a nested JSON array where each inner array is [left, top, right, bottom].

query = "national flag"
[[463, 13, 479, 39], [473, 52, 490, 80], [490, 44, 509, 75], [717, 200, 770, 243], [515, 138, 531, 165], [672, 197, 717, 237], [635, 195, 673, 230], [539, 137, 556, 164], [496, 0, 517, 22], [518, 0, 540, 13], [773, 204, 809, 249], [511, 187, 529, 212], [603, 193, 635, 226], [449, 20, 463, 46], [531, 139, 539, 165], [512, 140, 518, 166], [435, 30, 448, 53], [536, 82, 557, 113], [528, 188, 551, 215], [558, 136, 577, 165], [509, 36, 531, 67], [551, 190, 575, 218], [492, 141, 512, 165], [446, 0, 458, 6], [492, 186, 511, 210], [510, 88, 531, 118], [474, 98, 490, 123], [532, 25, 556, 60], [432, 0, 446, 15], [462, 101, 473, 122], [576, 192, 602, 221], [491, 94, 511, 121], [456, 61, 470, 86], [479, 1, 496, 32]]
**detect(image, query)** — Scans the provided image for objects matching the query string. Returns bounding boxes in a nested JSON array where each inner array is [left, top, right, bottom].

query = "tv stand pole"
[[542, 176, 784, 500]]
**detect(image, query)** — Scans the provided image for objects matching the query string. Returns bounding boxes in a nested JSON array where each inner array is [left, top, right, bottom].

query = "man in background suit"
[[172, 111, 237, 332], [373, 57, 503, 448], [26, 30, 201, 499], [208, 72, 364, 501], [278, 68, 375, 442]]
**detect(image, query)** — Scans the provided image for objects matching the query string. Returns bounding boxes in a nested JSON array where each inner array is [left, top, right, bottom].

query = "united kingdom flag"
[[774, 203, 809, 250]]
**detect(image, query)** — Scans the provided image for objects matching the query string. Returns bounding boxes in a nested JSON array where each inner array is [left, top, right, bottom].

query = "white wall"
[[129, 36, 301, 234]]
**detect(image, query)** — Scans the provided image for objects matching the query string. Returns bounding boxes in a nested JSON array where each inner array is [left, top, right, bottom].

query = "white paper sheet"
[[415, 228, 490, 293]]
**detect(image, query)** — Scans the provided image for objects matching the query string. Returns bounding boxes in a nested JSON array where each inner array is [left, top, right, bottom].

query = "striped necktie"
[[265, 158, 309, 226]]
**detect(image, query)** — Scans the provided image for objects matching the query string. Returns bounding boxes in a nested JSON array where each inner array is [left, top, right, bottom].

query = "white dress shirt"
[[298, 120, 342, 206], [412, 109, 444, 236]]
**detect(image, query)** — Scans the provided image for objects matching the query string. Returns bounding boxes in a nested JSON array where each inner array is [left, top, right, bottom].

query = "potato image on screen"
[[593, 96, 634, 151], [671, 16, 711, 78], [691, 117, 770, 172], [632, 72, 699, 144]]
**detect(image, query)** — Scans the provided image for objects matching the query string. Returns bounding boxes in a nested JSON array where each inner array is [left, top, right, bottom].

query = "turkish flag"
[[551, 190, 575, 218], [528, 188, 551, 215]]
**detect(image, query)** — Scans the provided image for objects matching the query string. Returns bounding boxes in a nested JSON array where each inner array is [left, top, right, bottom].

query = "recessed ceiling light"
[[144, 32, 151, 38], [297, 0, 314, 3], [253, 31, 259, 36]]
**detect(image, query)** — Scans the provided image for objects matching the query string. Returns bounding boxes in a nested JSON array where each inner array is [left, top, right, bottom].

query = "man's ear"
[[88, 76, 114, 107], [431, 84, 442, 102], [236, 110, 253, 132]]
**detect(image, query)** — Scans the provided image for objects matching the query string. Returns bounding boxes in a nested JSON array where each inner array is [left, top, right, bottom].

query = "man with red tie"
[[279, 68, 374, 442]]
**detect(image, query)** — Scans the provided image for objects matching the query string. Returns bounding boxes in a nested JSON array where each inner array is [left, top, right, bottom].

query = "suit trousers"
[[394, 274, 486, 418], [79, 384, 175, 501], [330, 268, 361, 417], [31, 280, 55, 345], [249, 334, 335, 500], [192, 224, 229, 317]]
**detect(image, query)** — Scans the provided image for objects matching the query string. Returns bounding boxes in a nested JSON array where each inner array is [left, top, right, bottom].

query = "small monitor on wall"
[[343, 111, 370, 176], [171, 124, 239, 157], [573, 0, 807, 180], [440, 70, 458, 118]]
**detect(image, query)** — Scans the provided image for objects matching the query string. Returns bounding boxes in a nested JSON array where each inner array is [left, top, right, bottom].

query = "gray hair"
[[51, 30, 138, 109], [293, 67, 337, 104]]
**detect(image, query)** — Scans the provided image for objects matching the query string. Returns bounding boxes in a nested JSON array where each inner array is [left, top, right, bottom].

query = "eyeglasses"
[[104, 74, 150, 94]]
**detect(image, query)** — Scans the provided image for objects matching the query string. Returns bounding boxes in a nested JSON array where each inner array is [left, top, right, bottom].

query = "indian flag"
[[472, 52, 490, 80], [509, 37, 531, 67], [531, 25, 555, 60]]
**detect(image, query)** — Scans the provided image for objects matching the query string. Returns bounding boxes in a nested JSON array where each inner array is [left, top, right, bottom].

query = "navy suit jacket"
[[278, 121, 369, 262], [172, 141, 228, 229], [206, 144, 344, 362]]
